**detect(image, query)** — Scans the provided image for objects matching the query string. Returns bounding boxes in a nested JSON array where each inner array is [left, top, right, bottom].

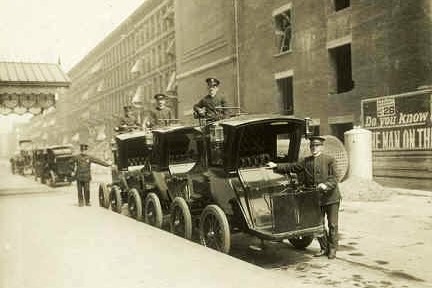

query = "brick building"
[[175, 0, 432, 189], [23, 0, 432, 188]]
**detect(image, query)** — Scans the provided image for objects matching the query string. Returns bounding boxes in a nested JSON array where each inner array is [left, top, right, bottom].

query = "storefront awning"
[[0, 62, 71, 115]]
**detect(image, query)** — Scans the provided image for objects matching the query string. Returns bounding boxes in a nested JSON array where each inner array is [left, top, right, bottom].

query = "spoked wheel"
[[169, 197, 192, 240], [144, 193, 163, 228], [110, 185, 123, 213], [199, 205, 231, 254], [128, 188, 143, 221], [288, 236, 314, 249], [98, 183, 110, 208]]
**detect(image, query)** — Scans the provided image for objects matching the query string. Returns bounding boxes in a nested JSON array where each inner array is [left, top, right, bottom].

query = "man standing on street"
[[193, 77, 227, 123], [73, 143, 110, 207], [267, 136, 341, 259]]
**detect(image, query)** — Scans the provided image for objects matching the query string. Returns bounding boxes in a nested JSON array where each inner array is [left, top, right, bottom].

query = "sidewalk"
[[0, 167, 320, 288], [337, 189, 432, 284]]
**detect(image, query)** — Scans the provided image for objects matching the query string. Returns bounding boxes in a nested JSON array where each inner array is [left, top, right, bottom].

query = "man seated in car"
[[147, 93, 174, 128], [193, 77, 227, 123]]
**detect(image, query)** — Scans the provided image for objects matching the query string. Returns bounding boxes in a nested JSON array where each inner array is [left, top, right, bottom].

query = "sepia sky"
[[0, 0, 146, 131]]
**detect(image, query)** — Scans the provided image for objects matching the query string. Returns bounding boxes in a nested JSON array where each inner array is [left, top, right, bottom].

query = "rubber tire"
[[98, 183, 110, 208], [288, 236, 314, 249], [144, 193, 163, 228], [199, 204, 231, 254], [169, 197, 192, 240], [128, 188, 143, 221], [110, 185, 123, 213]]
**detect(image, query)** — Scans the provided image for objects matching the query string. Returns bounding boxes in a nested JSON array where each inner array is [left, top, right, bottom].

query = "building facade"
[[22, 0, 432, 189], [26, 0, 176, 158], [174, 0, 432, 189]]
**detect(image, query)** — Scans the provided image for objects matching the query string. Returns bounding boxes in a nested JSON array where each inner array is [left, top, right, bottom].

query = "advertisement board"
[[362, 91, 432, 151]]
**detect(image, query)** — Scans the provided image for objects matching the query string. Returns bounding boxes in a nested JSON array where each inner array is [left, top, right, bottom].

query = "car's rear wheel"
[[169, 197, 192, 240], [128, 188, 143, 221], [144, 193, 163, 228], [288, 236, 314, 249], [110, 185, 123, 213], [199, 205, 231, 254], [98, 183, 110, 208]]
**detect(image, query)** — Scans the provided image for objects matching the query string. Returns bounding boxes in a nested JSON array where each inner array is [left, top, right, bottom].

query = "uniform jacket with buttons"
[[275, 153, 341, 205], [73, 153, 110, 182], [148, 106, 173, 128], [193, 94, 226, 121]]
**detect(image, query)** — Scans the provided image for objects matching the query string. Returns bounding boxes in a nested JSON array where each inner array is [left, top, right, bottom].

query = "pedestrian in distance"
[[147, 93, 174, 128], [266, 136, 341, 259], [72, 143, 110, 207], [193, 77, 227, 123]]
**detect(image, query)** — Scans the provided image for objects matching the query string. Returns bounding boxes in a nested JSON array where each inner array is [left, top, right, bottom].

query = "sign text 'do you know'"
[[362, 93, 432, 151]]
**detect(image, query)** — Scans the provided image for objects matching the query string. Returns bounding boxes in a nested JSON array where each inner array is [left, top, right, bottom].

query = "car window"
[[276, 133, 290, 160]]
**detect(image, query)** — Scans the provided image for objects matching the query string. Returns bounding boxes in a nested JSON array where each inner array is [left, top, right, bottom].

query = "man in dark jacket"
[[267, 136, 341, 259], [193, 77, 227, 123], [73, 144, 110, 207], [147, 93, 174, 128]]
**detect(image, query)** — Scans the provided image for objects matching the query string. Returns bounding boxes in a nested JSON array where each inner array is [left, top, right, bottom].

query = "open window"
[[334, 0, 350, 12], [329, 43, 354, 94], [274, 9, 292, 53], [276, 76, 294, 115]]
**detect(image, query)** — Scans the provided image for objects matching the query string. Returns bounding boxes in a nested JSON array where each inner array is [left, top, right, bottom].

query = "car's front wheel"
[[169, 197, 192, 240], [110, 185, 123, 213], [98, 183, 110, 208], [144, 193, 163, 228], [128, 188, 143, 221], [199, 204, 231, 254]]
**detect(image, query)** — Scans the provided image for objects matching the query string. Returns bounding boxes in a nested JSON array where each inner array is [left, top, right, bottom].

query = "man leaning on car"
[[267, 136, 341, 259]]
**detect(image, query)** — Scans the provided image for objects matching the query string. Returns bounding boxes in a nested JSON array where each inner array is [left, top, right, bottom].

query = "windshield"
[[235, 122, 302, 169]]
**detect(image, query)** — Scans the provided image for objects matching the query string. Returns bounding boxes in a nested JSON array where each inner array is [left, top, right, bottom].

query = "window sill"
[[273, 50, 293, 58]]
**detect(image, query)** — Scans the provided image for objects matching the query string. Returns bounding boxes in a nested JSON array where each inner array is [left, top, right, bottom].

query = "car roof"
[[115, 130, 151, 141], [152, 125, 202, 135], [47, 145, 73, 150], [216, 114, 305, 127]]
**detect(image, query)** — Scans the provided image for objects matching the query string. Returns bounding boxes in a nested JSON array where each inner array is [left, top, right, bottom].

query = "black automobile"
[[156, 115, 324, 253], [43, 145, 75, 186]]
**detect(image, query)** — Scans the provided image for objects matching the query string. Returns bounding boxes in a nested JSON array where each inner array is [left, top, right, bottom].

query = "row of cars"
[[11, 142, 75, 187], [99, 114, 324, 254]]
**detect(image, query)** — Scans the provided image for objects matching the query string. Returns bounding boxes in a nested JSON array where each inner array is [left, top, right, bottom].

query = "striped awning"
[[0, 62, 70, 115]]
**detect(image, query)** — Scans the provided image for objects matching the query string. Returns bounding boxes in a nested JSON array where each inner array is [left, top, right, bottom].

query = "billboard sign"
[[361, 91, 432, 151]]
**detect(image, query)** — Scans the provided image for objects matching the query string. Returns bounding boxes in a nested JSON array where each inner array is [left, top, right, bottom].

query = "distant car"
[[43, 145, 75, 186], [17, 140, 34, 175]]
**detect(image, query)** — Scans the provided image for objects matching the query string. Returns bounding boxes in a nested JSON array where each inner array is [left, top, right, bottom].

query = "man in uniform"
[[116, 105, 140, 132], [147, 93, 173, 128], [73, 143, 110, 207], [193, 77, 227, 123], [267, 136, 341, 259]]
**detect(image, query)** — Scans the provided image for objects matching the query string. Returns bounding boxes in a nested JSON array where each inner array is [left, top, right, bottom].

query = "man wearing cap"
[[147, 93, 173, 128], [72, 144, 111, 207], [267, 136, 341, 259], [116, 106, 140, 132], [193, 77, 227, 122]]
